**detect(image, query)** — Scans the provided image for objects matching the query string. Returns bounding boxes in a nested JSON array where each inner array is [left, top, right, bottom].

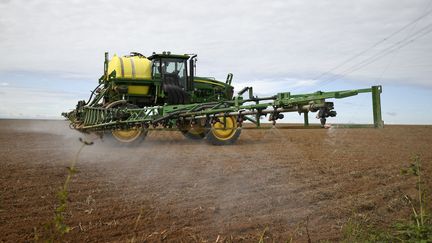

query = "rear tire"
[[178, 119, 206, 140], [181, 130, 206, 140]]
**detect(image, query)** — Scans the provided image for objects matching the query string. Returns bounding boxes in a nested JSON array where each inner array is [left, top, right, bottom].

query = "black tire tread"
[[205, 128, 241, 146]]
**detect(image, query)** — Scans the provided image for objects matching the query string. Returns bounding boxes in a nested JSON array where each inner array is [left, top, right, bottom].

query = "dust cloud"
[[4, 120, 317, 229]]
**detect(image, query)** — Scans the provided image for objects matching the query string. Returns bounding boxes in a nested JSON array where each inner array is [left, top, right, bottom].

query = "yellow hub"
[[112, 127, 142, 143], [211, 116, 237, 141]]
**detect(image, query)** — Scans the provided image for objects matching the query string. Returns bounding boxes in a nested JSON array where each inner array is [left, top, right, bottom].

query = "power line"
[[308, 7, 432, 84], [318, 23, 432, 86], [377, 0, 432, 82]]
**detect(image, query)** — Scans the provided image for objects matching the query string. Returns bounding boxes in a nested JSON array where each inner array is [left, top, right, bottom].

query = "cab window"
[[152, 59, 161, 78], [161, 58, 187, 88]]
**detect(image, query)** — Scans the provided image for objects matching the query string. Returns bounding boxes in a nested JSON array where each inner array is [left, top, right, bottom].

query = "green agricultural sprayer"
[[62, 52, 383, 145]]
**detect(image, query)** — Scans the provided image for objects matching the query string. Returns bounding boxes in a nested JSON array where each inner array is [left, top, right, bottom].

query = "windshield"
[[152, 58, 187, 88]]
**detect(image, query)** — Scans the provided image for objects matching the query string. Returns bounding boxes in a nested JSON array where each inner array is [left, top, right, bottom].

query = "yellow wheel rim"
[[112, 127, 142, 143], [211, 116, 237, 141]]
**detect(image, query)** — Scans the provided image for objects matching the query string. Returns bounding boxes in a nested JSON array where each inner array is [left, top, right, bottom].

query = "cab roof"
[[148, 52, 190, 60]]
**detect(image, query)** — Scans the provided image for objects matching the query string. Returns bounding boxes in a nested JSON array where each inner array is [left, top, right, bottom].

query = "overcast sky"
[[0, 0, 431, 124]]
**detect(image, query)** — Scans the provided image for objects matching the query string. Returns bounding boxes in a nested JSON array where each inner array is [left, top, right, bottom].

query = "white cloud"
[[0, 0, 431, 87], [0, 0, 431, 122], [0, 82, 8, 86]]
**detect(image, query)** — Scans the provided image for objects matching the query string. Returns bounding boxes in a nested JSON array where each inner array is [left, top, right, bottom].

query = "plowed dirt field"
[[1, 120, 431, 242]]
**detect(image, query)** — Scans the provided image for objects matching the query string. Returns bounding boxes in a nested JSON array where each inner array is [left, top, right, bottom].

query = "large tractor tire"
[[162, 76, 189, 105], [111, 127, 147, 144], [178, 119, 207, 140], [181, 128, 206, 140], [205, 116, 241, 145], [105, 101, 148, 145]]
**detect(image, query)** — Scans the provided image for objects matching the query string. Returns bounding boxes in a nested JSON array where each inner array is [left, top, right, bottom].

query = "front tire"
[[104, 101, 148, 145], [205, 116, 241, 145], [111, 126, 148, 144]]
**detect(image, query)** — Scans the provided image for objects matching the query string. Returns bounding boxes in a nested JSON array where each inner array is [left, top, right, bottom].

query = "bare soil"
[[0, 119, 431, 242]]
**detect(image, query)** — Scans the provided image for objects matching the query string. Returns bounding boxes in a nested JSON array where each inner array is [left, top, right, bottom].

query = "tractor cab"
[[148, 52, 197, 104], [148, 52, 196, 92]]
